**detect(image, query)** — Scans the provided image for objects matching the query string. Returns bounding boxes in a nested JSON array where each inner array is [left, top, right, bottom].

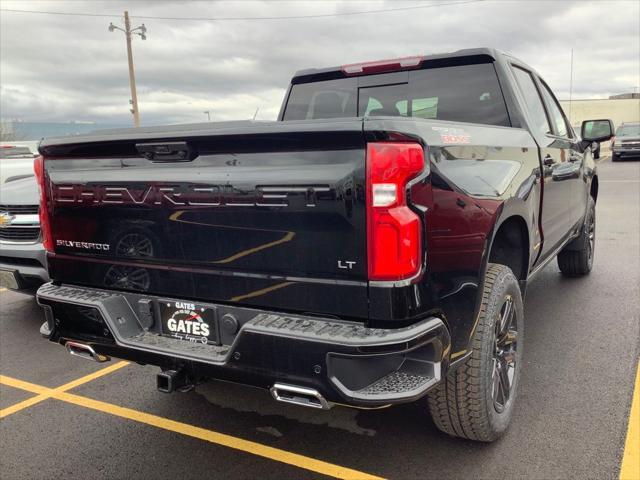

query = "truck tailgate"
[[40, 120, 369, 319]]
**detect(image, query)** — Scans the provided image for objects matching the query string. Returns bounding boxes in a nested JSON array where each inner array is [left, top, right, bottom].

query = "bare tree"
[[0, 122, 27, 142]]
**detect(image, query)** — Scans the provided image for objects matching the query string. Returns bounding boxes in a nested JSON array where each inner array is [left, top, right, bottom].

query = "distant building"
[[609, 93, 640, 100], [559, 97, 640, 130], [558, 96, 640, 152], [0, 120, 127, 141]]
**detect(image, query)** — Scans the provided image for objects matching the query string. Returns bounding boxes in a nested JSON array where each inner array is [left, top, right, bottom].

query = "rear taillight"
[[33, 155, 54, 253], [366, 142, 424, 281]]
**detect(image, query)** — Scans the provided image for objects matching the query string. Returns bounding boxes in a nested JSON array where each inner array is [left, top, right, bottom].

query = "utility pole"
[[109, 12, 146, 127]]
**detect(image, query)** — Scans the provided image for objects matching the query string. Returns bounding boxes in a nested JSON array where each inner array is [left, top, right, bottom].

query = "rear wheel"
[[557, 196, 595, 276], [427, 263, 524, 442], [611, 153, 620, 162]]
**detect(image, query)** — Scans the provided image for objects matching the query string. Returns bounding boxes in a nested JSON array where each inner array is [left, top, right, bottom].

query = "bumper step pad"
[[359, 371, 433, 397]]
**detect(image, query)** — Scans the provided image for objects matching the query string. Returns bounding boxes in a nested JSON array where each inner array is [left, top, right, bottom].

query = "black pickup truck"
[[36, 48, 613, 441]]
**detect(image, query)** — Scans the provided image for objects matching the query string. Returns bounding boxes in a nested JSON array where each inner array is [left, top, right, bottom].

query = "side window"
[[512, 66, 551, 136], [539, 81, 570, 138]]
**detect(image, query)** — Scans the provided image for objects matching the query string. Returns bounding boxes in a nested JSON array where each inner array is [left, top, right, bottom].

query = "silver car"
[[0, 149, 49, 291], [611, 122, 640, 161]]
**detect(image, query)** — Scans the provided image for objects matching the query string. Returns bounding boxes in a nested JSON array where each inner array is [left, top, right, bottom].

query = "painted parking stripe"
[[0, 375, 384, 480], [620, 362, 640, 480], [0, 361, 128, 418]]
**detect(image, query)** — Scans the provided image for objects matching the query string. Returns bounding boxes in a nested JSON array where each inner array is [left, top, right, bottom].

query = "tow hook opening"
[[270, 383, 332, 410], [157, 369, 193, 393]]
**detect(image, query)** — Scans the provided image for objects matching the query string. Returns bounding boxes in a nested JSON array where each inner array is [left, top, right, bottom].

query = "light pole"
[[204, 111, 211, 121], [109, 11, 146, 127]]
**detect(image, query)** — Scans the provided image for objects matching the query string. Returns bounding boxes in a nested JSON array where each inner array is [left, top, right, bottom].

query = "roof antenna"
[[569, 48, 574, 125]]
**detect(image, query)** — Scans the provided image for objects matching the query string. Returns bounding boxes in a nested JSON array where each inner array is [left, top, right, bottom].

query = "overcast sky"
[[1, 0, 639, 126]]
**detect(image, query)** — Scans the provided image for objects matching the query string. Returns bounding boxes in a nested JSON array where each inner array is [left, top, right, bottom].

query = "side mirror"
[[581, 119, 614, 143]]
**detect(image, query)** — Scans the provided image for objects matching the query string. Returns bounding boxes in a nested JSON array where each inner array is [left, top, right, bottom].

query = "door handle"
[[543, 155, 555, 166]]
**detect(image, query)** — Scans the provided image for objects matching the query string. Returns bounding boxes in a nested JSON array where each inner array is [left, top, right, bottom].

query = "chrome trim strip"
[[51, 253, 368, 287], [1, 214, 40, 225]]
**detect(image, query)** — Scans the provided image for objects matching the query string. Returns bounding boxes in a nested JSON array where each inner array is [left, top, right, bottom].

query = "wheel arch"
[[448, 210, 531, 365], [487, 214, 530, 282]]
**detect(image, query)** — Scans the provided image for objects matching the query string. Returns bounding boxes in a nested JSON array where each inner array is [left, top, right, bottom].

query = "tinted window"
[[283, 77, 357, 120], [284, 63, 510, 126], [539, 81, 570, 137], [404, 64, 509, 126], [512, 67, 551, 136], [359, 83, 409, 117]]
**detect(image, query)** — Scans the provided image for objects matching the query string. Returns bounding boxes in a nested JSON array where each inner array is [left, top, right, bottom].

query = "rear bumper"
[[37, 282, 450, 408], [0, 241, 49, 291], [612, 148, 640, 158]]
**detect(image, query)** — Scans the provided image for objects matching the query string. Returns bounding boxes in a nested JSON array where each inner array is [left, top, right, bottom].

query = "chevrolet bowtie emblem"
[[0, 212, 14, 228]]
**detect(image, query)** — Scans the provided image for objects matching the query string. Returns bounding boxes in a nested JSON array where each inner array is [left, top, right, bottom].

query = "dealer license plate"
[[159, 300, 217, 345]]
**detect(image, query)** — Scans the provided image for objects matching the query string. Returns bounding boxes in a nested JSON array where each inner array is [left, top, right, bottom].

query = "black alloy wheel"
[[492, 295, 518, 413]]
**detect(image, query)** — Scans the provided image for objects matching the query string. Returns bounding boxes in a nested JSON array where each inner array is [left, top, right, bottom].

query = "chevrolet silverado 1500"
[[35, 48, 613, 441]]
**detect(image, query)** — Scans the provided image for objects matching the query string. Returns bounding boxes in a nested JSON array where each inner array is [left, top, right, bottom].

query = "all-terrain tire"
[[557, 196, 596, 277], [427, 263, 524, 442]]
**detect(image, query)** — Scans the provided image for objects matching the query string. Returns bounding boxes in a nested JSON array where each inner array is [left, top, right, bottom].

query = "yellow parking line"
[[169, 210, 296, 264], [0, 393, 51, 418], [213, 231, 295, 265], [0, 375, 384, 480], [229, 281, 295, 302], [0, 376, 50, 395], [0, 361, 128, 419], [620, 361, 640, 480], [52, 361, 130, 391], [0, 287, 8, 292]]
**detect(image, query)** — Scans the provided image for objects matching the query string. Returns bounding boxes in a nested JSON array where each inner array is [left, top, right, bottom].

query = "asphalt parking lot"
[[1, 156, 639, 480]]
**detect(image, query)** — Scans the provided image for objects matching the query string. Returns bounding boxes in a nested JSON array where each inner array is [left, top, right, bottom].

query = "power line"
[[0, 1, 486, 22]]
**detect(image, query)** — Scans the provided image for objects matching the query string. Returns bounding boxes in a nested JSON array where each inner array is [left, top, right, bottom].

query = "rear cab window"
[[283, 61, 511, 127]]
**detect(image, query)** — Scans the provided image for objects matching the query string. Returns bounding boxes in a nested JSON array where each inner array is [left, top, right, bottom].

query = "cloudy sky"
[[1, 0, 639, 126]]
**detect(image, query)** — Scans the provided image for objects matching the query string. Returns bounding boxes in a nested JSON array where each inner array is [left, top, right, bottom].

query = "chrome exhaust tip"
[[65, 341, 110, 363], [270, 383, 331, 410]]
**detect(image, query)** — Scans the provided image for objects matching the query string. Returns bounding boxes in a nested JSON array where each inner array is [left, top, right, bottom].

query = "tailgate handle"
[[136, 141, 195, 162]]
